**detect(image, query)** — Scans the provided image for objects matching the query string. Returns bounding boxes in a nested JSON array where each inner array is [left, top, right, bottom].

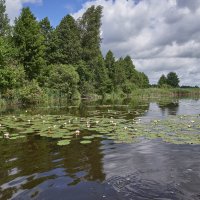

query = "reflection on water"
[[0, 98, 200, 199], [158, 100, 179, 115]]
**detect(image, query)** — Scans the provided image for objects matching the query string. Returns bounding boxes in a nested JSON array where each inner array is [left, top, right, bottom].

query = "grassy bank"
[[104, 88, 200, 100], [0, 87, 199, 109], [132, 88, 200, 98]]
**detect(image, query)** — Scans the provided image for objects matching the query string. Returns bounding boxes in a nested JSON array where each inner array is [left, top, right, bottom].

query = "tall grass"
[[131, 88, 200, 98]]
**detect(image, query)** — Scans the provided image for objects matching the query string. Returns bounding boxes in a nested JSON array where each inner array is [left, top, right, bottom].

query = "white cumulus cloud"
[[5, 0, 42, 23], [73, 0, 200, 86]]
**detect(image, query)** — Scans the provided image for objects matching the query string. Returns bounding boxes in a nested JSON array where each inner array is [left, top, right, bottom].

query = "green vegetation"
[[158, 72, 180, 88], [0, 1, 199, 106], [0, 2, 150, 106], [1, 112, 200, 145]]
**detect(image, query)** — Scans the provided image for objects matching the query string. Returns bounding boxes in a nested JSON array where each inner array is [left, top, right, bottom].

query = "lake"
[[0, 98, 200, 200]]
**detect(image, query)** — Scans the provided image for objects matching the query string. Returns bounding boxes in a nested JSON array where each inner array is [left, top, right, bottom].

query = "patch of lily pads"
[[0, 112, 200, 145]]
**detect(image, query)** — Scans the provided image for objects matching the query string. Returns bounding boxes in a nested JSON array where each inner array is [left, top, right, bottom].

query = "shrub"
[[18, 80, 46, 105]]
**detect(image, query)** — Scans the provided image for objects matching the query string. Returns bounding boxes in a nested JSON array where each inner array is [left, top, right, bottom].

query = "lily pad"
[[80, 140, 92, 144], [57, 139, 71, 146]]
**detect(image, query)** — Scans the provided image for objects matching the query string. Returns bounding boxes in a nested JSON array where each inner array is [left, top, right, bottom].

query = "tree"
[[0, 0, 10, 37], [13, 7, 45, 80], [51, 15, 82, 65], [78, 5, 103, 63], [166, 72, 179, 88], [158, 74, 167, 87], [113, 58, 127, 90], [76, 61, 95, 96], [0, 37, 15, 66], [139, 72, 149, 88], [94, 55, 110, 95], [48, 64, 80, 99], [0, 65, 25, 94], [123, 55, 135, 80], [105, 50, 115, 80], [39, 17, 53, 64]]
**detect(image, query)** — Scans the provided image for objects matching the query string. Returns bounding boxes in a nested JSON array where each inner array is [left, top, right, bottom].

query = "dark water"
[[0, 98, 200, 200]]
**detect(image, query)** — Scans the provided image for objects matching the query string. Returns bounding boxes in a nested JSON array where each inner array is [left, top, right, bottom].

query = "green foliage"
[[158, 72, 180, 88], [122, 81, 136, 94], [113, 58, 127, 90], [48, 64, 80, 99], [94, 55, 110, 95], [76, 61, 95, 96], [0, 0, 10, 36], [123, 55, 135, 80], [0, 37, 16, 66], [158, 74, 167, 87], [105, 50, 115, 84], [0, 65, 25, 93], [39, 17, 53, 64], [0, 5, 151, 105], [18, 80, 46, 105], [79, 5, 103, 63], [51, 15, 82, 65], [167, 72, 180, 88], [13, 7, 46, 80]]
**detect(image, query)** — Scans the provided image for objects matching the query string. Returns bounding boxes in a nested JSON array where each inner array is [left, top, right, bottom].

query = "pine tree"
[[123, 56, 137, 80], [0, 0, 10, 37], [94, 55, 110, 95], [13, 7, 45, 80], [51, 15, 82, 65], [39, 17, 53, 64], [113, 58, 127, 90], [105, 50, 115, 79]]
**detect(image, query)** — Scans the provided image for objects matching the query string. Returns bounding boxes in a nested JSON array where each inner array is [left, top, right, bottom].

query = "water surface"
[[0, 98, 200, 200]]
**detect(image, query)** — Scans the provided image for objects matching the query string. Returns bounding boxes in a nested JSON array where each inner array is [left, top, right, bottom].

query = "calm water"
[[0, 98, 200, 200]]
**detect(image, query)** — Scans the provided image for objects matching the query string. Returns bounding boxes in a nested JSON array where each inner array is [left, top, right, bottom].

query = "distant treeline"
[[0, 0, 149, 104]]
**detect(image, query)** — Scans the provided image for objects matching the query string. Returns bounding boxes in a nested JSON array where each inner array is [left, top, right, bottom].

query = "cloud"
[[5, 0, 42, 23], [73, 0, 200, 86]]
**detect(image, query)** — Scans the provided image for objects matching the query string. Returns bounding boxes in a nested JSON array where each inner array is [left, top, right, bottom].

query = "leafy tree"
[[76, 61, 95, 96], [78, 5, 103, 63], [113, 58, 127, 90], [94, 55, 110, 95], [13, 7, 46, 80], [51, 15, 82, 65], [105, 50, 115, 81], [158, 74, 167, 87], [0, 0, 10, 36], [166, 72, 179, 88], [0, 65, 25, 94], [39, 17, 53, 64], [18, 79, 45, 105], [123, 55, 135, 80], [48, 64, 80, 99], [0, 37, 15, 66], [138, 72, 149, 88]]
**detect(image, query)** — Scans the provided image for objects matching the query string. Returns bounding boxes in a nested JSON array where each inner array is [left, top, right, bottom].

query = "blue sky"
[[24, 0, 88, 27]]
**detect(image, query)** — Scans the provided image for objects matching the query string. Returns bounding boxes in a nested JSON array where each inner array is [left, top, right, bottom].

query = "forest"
[[0, 0, 191, 106], [0, 0, 151, 105]]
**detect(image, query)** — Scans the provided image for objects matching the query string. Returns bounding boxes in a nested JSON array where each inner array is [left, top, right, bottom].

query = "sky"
[[4, 0, 200, 86]]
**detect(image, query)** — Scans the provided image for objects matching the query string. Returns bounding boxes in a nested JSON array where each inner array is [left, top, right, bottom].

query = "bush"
[[18, 80, 46, 105], [48, 64, 80, 99], [122, 81, 137, 94]]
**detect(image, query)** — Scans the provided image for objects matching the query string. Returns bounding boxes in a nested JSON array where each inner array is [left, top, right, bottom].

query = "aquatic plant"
[[0, 113, 200, 145]]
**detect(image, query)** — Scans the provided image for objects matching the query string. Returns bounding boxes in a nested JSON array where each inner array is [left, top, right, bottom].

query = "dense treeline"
[[0, 1, 149, 105]]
